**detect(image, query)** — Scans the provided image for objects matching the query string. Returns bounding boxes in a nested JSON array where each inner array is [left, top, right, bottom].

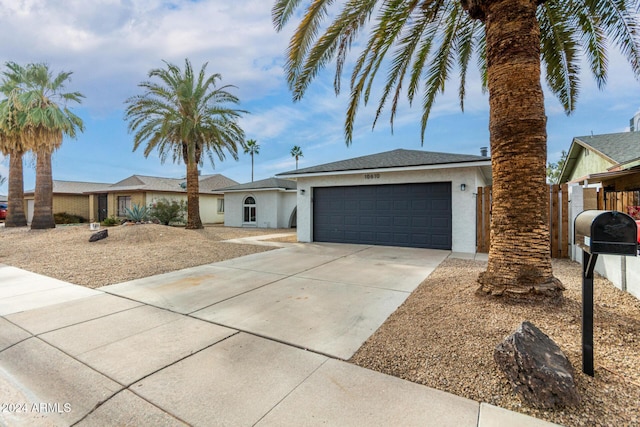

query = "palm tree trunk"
[[251, 153, 254, 182], [476, 0, 564, 300], [5, 150, 27, 227], [31, 149, 56, 229], [186, 159, 203, 229]]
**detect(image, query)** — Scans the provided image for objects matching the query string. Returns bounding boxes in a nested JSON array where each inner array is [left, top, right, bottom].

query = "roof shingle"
[[574, 132, 640, 165], [276, 149, 489, 176]]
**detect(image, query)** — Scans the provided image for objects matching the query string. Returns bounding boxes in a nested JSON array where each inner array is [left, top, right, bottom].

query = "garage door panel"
[[411, 217, 428, 227], [412, 200, 428, 209], [376, 216, 392, 226], [394, 216, 410, 227], [393, 234, 411, 244], [313, 183, 451, 249], [431, 234, 450, 246], [411, 234, 429, 245], [432, 217, 451, 228]]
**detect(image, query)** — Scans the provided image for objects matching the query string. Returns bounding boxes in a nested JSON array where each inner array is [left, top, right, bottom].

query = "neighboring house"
[[221, 178, 297, 229], [277, 148, 491, 253], [559, 131, 640, 191], [24, 180, 111, 223], [559, 129, 640, 299], [86, 174, 238, 224], [0, 194, 7, 203]]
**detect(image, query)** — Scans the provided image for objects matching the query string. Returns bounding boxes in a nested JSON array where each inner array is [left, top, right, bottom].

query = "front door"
[[98, 194, 108, 222]]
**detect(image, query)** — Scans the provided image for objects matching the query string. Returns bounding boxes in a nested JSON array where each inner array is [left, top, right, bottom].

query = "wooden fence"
[[476, 184, 569, 258], [598, 189, 640, 212]]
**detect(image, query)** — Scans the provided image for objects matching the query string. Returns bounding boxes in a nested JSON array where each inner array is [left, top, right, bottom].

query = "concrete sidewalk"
[[0, 243, 557, 426]]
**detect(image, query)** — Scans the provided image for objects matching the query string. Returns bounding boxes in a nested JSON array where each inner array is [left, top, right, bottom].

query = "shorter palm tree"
[[0, 174, 5, 186], [244, 139, 260, 182], [290, 145, 303, 170]]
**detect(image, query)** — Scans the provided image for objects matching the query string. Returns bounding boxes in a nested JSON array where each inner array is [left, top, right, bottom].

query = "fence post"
[[562, 184, 569, 258]]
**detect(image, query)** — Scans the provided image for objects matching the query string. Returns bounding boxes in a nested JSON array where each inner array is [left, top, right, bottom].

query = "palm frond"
[[539, 2, 581, 113]]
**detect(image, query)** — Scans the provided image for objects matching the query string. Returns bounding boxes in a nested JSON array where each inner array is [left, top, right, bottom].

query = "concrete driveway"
[[101, 243, 448, 360], [0, 241, 557, 426]]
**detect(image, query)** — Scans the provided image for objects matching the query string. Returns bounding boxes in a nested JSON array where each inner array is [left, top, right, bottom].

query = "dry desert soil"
[[1, 224, 639, 427]]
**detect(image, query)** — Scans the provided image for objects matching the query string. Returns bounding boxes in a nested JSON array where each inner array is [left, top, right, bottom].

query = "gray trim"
[[219, 177, 297, 192]]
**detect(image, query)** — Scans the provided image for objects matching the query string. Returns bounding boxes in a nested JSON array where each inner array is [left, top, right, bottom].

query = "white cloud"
[[0, 0, 289, 112]]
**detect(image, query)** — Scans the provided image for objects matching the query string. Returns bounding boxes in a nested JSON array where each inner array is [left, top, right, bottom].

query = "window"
[[217, 198, 225, 214], [118, 196, 131, 216], [243, 196, 256, 224]]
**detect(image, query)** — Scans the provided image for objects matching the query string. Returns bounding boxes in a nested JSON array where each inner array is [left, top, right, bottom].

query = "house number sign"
[[364, 173, 381, 180]]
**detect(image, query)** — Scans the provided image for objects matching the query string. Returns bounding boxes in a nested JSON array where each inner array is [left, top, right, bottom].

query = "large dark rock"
[[89, 229, 108, 242], [494, 321, 580, 408]]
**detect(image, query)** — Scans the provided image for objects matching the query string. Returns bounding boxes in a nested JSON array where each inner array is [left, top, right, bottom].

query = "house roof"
[[276, 149, 490, 177], [573, 132, 640, 165], [89, 174, 238, 194], [219, 177, 297, 192], [25, 180, 111, 195], [559, 132, 640, 183]]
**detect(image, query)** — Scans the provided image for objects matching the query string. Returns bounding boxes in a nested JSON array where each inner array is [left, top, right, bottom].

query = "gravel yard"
[[0, 224, 287, 288], [350, 258, 640, 427], [1, 224, 638, 425]]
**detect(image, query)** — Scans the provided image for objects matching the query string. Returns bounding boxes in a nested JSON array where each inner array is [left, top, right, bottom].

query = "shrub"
[[54, 212, 86, 224], [148, 198, 186, 225], [102, 215, 120, 227], [124, 203, 149, 222]]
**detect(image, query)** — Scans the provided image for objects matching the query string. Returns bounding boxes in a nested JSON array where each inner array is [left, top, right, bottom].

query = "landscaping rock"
[[494, 321, 580, 409], [89, 229, 108, 242]]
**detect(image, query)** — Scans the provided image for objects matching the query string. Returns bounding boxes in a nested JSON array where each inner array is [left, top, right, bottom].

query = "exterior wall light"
[[300, 189, 305, 195], [460, 183, 466, 192]]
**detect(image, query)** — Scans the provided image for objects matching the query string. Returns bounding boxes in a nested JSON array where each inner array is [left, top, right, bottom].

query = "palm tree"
[[125, 59, 246, 229], [290, 145, 303, 169], [244, 139, 260, 182], [273, 0, 640, 301], [0, 62, 83, 229], [0, 96, 28, 227]]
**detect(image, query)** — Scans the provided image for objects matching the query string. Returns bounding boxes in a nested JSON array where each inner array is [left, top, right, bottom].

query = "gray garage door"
[[313, 182, 452, 249]]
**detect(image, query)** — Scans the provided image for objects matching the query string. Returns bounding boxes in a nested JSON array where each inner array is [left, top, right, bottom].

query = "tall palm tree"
[[244, 139, 260, 182], [0, 62, 83, 229], [273, 0, 640, 300], [0, 95, 28, 227], [290, 145, 303, 169], [125, 59, 246, 229]]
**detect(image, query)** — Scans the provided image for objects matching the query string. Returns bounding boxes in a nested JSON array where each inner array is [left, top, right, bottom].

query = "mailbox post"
[[574, 210, 637, 376]]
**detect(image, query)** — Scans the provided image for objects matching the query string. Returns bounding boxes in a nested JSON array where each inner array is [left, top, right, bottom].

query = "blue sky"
[[0, 0, 638, 194]]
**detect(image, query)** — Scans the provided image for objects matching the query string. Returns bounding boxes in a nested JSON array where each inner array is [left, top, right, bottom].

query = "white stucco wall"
[[294, 166, 489, 253], [278, 191, 298, 228], [223, 190, 296, 229]]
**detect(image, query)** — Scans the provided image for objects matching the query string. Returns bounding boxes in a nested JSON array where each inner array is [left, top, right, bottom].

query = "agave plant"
[[124, 203, 149, 223]]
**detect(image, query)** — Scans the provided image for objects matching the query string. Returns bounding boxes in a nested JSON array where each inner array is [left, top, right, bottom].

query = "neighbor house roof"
[[573, 132, 640, 165], [277, 149, 491, 178], [88, 174, 238, 194], [25, 180, 111, 195], [219, 177, 297, 192], [559, 132, 640, 183]]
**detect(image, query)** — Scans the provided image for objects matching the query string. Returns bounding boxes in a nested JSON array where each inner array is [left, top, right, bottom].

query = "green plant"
[[102, 215, 119, 226], [124, 203, 149, 222], [148, 198, 186, 225], [53, 212, 86, 224]]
